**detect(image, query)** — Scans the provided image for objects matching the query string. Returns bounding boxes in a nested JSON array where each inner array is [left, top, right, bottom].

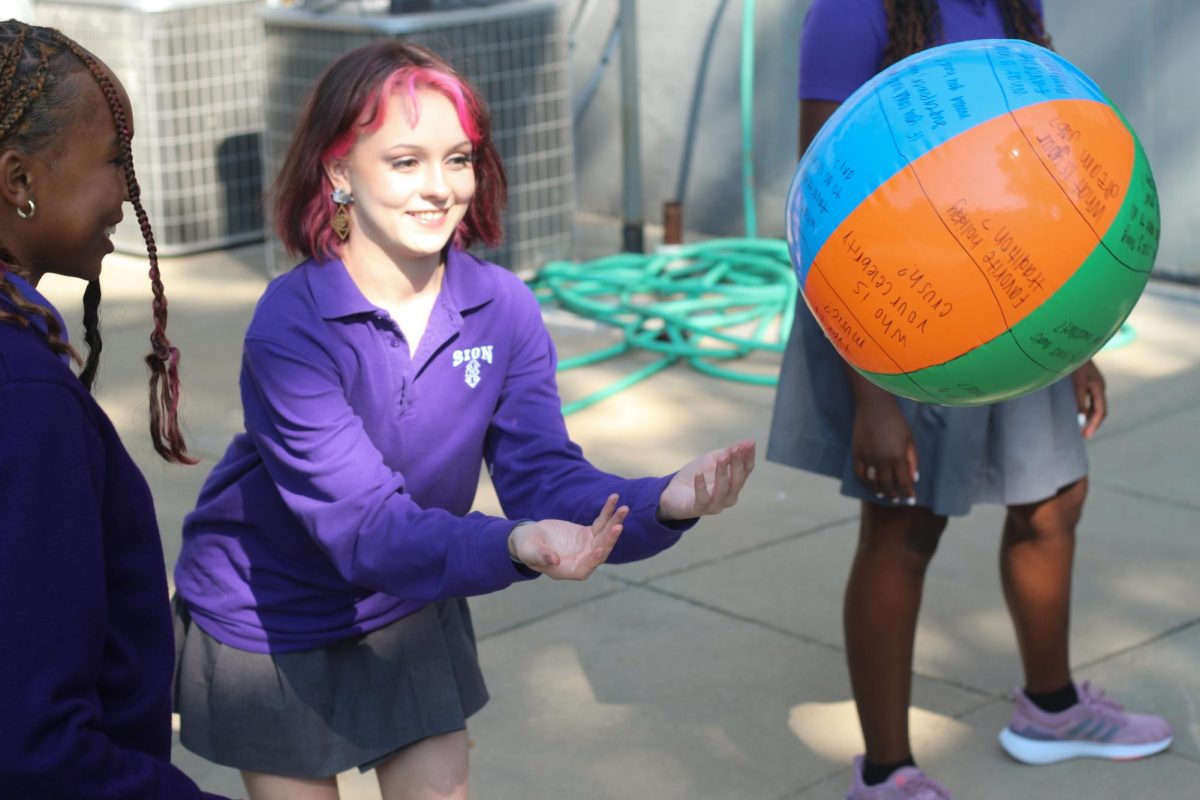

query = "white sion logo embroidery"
[[452, 345, 494, 388]]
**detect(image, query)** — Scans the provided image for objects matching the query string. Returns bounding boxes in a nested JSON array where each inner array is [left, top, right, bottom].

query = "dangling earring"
[[16, 199, 36, 220], [330, 187, 353, 242]]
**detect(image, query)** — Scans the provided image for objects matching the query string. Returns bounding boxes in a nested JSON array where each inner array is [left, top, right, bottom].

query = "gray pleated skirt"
[[767, 304, 1088, 517], [172, 596, 488, 778]]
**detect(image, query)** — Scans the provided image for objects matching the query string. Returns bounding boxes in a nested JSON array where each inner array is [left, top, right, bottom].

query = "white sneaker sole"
[[999, 727, 1173, 765]]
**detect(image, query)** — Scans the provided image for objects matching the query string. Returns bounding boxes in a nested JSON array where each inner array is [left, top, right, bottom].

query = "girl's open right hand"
[[507, 494, 628, 580]]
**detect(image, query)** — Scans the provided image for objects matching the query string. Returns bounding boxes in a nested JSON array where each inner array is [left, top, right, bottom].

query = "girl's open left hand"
[[656, 440, 756, 522]]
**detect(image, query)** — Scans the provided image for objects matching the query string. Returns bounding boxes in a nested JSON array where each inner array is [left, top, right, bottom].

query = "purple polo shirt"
[[176, 249, 688, 654], [800, 0, 1045, 101]]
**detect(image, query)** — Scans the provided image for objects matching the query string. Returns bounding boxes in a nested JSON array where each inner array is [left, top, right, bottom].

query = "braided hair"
[[880, 0, 1053, 68], [0, 21, 193, 464]]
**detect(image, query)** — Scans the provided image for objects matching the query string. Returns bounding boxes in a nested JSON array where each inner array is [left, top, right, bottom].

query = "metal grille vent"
[[36, 0, 267, 256]]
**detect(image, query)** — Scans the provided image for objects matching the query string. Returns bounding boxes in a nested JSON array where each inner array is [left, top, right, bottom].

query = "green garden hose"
[[530, 0, 794, 416], [740, 0, 758, 239], [530, 238, 796, 415]]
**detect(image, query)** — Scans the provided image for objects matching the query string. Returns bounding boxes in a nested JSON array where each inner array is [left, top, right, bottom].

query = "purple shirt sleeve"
[[240, 333, 535, 601], [799, 0, 887, 102], [483, 286, 692, 563]]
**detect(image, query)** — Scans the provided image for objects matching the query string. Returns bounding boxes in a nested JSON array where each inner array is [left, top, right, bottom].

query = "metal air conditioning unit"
[[35, 0, 266, 255]]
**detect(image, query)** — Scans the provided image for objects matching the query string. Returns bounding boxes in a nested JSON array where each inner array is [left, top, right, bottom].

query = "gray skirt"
[[767, 304, 1088, 517], [172, 596, 488, 778]]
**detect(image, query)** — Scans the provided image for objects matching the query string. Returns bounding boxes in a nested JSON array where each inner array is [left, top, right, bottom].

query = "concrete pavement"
[[38, 219, 1200, 799]]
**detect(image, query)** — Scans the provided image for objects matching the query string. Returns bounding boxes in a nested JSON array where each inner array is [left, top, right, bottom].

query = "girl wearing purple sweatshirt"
[[0, 20, 228, 800]]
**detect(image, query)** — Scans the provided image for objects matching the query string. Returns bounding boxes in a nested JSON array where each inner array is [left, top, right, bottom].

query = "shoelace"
[[893, 772, 951, 799], [1078, 681, 1125, 716]]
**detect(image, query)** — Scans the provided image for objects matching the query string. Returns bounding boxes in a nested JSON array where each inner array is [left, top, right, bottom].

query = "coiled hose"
[[530, 0, 795, 415]]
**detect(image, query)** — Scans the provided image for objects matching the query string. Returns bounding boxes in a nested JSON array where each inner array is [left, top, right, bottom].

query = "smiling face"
[[13, 68, 131, 284], [327, 88, 476, 270]]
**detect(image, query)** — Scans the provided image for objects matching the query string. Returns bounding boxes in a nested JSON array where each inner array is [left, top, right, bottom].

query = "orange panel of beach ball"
[[785, 39, 1158, 405]]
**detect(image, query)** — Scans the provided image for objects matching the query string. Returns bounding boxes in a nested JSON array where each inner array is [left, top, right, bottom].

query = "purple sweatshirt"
[[0, 273, 226, 799], [800, 0, 1045, 101], [176, 249, 691, 654]]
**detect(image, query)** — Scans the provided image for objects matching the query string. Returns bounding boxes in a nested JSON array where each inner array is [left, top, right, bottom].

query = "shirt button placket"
[[396, 335, 412, 414], [379, 316, 408, 413]]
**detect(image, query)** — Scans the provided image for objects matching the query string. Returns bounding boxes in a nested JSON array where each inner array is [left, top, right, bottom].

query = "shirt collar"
[[0, 268, 69, 344], [308, 256, 382, 320], [442, 247, 498, 314], [308, 248, 498, 321]]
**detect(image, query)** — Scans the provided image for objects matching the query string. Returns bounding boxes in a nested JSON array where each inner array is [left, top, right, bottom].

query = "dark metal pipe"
[[619, 0, 644, 253]]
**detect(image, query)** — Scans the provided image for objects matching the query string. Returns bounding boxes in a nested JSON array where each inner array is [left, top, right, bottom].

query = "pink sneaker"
[[999, 682, 1173, 765], [845, 756, 953, 799]]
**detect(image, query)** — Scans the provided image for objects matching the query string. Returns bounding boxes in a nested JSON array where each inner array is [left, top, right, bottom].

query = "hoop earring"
[[330, 187, 353, 242], [16, 199, 35, 220]]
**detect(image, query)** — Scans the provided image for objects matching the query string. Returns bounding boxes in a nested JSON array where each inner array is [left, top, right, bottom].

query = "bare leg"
[[241, 772, 339, 800], [844, 502, 948, 764], [375, 730, 470, 800], [1000, 478, 1084, 694]]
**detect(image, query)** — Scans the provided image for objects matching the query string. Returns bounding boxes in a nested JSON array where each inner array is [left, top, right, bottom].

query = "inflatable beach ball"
[[785, 39, 1158, 405]]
